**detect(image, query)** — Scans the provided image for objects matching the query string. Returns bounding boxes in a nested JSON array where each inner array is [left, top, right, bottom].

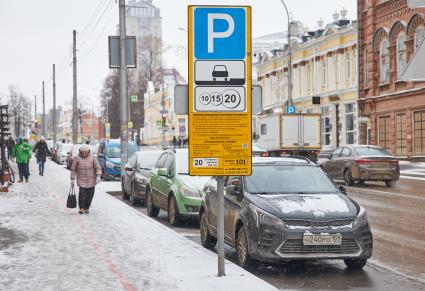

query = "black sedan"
[[199, 157, 373, 270], [122, 149, 163, 206]]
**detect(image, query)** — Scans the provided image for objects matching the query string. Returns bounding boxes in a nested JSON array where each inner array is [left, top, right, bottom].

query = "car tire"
[[129, 184, 139, 206], [146, 189, 159, 217], [385, 180, 396, 187], [344, 258, 367, 270], [122, 180, 129, 200], [200, 211, 217, 249], [168, 195, 180, 226], [236, 226, 258, 270], [344, 169, 354, 186], [357, 180, 365, 186]]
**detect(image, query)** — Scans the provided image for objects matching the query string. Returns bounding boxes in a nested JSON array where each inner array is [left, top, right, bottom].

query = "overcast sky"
[[0, 0, 356, 113]]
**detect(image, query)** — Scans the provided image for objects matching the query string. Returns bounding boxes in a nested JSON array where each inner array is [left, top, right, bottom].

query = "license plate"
[[303, 234, 342, 246]]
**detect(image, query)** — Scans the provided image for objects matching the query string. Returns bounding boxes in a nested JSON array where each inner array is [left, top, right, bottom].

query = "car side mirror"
[[125, 165, 134, 171], [338, 185, 347, 195], [226, 184, 242, 197], [98, 153, 104, 158], [158, 168, 168, 177], [327, 153, 332, 159]]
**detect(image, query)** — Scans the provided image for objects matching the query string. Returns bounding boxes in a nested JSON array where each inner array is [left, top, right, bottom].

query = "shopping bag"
[[66, 186, 77, 208]]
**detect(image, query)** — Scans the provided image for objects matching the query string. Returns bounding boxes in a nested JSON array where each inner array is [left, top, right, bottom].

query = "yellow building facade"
[[256, 19, 358, 151]]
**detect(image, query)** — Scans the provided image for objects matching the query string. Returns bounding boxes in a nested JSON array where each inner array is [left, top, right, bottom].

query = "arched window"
[[364, 49, 369, 86], [380, 39, 390, 83], [415, 27, 425, 50], [397, 34, 407, 79]]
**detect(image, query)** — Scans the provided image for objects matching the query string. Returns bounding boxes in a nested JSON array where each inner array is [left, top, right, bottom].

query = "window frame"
[[415, 26, 425, 51], [396, 33, 407, 79], [345, 103, 356, 145], [395, 113, 407, 156], [378, 115, 391, 151], [321, 106, 331, 146], [413, 111, 425, 155]]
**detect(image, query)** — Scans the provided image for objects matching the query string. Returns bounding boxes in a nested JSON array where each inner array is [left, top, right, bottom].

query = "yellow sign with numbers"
[[188, 6, 252, 176]]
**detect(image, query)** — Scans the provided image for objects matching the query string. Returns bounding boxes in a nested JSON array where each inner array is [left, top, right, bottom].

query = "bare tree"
[[8, 84, 30, 137]]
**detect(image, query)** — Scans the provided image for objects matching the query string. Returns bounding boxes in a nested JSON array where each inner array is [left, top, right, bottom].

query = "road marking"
[[346, 186, 425, 201]]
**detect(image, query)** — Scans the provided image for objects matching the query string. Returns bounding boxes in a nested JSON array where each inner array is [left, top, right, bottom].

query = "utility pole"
[[42, 81, 45, 137], [119, 0, 128, 177], [53, 64, 57, 146], [34, 94, 37, 137], [72, 29, 78, 144], [280, 0, 293, 106]]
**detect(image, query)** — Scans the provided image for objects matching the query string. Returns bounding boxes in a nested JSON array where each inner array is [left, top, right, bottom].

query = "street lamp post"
[[280, 0, 293, 107]]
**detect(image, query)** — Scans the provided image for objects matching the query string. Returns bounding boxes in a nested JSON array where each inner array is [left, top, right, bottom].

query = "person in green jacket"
[[12, 138, 32, 182]]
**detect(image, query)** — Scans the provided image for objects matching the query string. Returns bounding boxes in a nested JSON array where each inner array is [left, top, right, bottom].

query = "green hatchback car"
[[146, 148, 211, 226]]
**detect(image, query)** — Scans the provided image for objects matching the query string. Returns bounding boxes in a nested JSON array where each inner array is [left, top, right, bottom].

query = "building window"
[[380, 39, 390, 84], [321, 106, 331, 146], [378, 115, 390, 150], [397, 34, 407, 79], [414, 111, 425, 155], [345, 103, 356, 144], [415, 27, 425, 50], [260, 124, 267, 135], [396, 113, 407, 156], [364, 49, 369, 87]]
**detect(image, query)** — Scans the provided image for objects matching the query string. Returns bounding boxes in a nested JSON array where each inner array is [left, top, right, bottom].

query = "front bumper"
[[176, 195, 202, 217], [248, 223, 373, 263]]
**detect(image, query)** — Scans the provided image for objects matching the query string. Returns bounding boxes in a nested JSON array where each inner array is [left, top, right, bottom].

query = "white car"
[[58, 144, 73, 164]]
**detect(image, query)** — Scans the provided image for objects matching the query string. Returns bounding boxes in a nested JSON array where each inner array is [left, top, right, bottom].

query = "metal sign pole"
[[217, 176, 225, 277]]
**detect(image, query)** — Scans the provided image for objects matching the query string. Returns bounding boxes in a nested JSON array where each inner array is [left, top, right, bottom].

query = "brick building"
[[358, 0, 425, 158]]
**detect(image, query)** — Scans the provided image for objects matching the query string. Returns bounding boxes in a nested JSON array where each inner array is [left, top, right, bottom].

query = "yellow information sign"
[[188, 6, 252, 176]]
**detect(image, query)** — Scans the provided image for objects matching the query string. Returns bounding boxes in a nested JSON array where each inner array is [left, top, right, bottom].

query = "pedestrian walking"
[[33, 136, 49, 176], [23, 139, 32, 180], [12, 138, 32, 182], [6, 136, 15, 161], [70, 145, 101, 214], [178, 137, 182, 148], [173, 136, 177, 148]]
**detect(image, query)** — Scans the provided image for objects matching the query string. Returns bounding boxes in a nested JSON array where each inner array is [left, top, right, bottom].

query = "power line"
[[78, 0, 114, 50]]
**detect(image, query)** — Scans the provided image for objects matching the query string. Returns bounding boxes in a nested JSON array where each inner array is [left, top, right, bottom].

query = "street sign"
[[105, 122, 111, 129], [130, 95, 137, 102], [188, 6, 252, 176], [286, 105, 296, 114], [108, 36, 137, 68], [128, 121, 133, 129]]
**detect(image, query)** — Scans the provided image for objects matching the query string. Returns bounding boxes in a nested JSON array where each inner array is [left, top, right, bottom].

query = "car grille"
[[278, 238, 360, 254], [285, 219, 354, 228]]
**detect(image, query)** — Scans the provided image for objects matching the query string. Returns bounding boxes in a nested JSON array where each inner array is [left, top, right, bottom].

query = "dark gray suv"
[[199, 157, 373, 270]]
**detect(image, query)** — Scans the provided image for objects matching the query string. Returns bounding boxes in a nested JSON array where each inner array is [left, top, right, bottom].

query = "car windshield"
[[176, 152, 189, 174], [138, 152, 162, 169], [355, 147, 391, 156], [61, 144, 72, 152], [244, 164, 338, 194], [106, 145, 138, 159]]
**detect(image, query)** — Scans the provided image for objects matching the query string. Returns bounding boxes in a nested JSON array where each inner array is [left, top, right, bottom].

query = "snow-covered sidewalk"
[[0, 160, 277, 291]]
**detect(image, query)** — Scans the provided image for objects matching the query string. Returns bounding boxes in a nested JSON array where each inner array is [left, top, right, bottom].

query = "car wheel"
[[385, 179, 396, 187], [236, 226, 258, 270], [200, 211, 217, 249], [344, 169, 354, 186], [357, 180, 365, 185], [146, 189, 159, 217], [168, 195, 180, 226], [122, 180, 129, 200], [344, 258, 367, 270]]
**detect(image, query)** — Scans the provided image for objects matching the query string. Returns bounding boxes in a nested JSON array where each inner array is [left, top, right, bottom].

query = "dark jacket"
[[6, 138, 15, 150], [33, 141, 49, 162]]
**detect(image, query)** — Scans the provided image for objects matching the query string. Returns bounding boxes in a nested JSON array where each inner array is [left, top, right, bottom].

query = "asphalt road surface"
[[108, 176, 425, 290]]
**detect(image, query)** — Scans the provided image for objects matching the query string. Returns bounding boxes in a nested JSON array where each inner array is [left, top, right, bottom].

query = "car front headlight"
[[249, 204, 285, 228], [180, 185, 200, 197], [106, 161, 115, 168], [353, 206, 368, 227]]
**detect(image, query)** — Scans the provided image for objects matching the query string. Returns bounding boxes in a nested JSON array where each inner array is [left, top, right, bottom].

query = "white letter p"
[[207, 13, 235, 53]]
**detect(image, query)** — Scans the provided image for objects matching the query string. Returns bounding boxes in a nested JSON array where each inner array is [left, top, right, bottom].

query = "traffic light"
[[0, 105, 9, 133], [161, 113, 167, 127]]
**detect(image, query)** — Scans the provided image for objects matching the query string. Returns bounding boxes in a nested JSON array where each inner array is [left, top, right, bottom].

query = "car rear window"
[[355, 147, 391, 156]]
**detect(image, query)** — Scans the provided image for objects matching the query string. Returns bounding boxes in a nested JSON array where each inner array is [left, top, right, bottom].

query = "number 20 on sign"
[[188, 6, 252, 176]]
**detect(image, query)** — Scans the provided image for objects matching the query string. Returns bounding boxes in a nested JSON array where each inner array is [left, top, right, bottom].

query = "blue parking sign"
[[194, 7, 246, 60]]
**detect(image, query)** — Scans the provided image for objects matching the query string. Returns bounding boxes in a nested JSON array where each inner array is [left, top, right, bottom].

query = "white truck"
[[258, 113, 321, 161]]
